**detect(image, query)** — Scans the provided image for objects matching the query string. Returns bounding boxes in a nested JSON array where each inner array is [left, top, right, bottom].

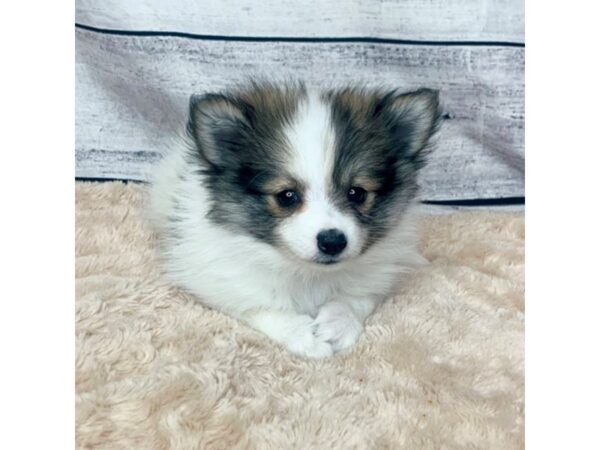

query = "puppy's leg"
[[241, 309, 333, 358], [314, 297, 377, 353]]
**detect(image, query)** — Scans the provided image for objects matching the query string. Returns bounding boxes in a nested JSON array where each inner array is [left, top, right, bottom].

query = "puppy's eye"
[[347, 187, 367, 204], [276, 190, 301, 208]]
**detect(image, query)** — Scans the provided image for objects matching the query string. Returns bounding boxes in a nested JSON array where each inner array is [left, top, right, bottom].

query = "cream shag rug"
[[75, 182, 524, 449]]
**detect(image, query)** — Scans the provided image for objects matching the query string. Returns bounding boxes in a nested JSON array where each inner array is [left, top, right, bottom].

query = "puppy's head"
[[187, 82, 440, 266]]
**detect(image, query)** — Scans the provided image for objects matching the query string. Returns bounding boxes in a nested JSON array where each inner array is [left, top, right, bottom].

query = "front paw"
[[314, 302, 364, 353], [284, 315, 334, 359]]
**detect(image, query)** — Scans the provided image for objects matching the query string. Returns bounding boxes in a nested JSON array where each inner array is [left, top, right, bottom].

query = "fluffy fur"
[[148, 81, 441, 357], [76, 182, 525, 449]]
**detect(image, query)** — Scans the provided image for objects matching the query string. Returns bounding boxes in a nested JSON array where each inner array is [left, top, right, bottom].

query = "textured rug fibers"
[[75, 182, 524, 449]]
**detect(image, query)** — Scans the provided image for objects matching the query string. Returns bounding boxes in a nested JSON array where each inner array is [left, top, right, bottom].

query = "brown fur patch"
[[235, 80, 307, 129], [323, 88, 379, 119], [262, 177, 300, 195], [265, 195, 291, 218], [265, 195, 306, 218], [263, 177, 306, 218], [356, 192, 377, 214], [352, 176, 383, 192]]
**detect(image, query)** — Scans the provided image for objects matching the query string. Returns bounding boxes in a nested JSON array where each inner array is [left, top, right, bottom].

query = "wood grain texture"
[[75, 28, 524, 200], [76, 0, 524, 42]]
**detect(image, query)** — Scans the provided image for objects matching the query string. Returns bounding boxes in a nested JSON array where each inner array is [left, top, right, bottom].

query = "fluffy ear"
[[186, 93, 249, 167], [384, 88, 441, 166]]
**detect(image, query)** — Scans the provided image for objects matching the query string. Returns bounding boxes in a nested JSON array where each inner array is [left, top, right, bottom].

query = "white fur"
[[278, 93, 363, 262], [148, 105, 425, 358]]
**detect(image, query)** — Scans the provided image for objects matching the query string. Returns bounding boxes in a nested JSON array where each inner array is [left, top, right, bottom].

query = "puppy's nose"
[[316, 229, 347, 256]]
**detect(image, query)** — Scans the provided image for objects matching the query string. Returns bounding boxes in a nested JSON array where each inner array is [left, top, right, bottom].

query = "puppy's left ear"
[[384, 88, 441, 167]]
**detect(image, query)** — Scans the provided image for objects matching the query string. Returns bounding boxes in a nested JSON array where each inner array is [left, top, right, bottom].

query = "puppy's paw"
[[314, 301, 364, 353], [284, 315, 334, 359]]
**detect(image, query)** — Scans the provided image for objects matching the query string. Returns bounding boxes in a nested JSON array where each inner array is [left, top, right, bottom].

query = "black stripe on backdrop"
[[75, 22, 524, 204], [75, 23, 525, 48], [422, 197, 525, 206]]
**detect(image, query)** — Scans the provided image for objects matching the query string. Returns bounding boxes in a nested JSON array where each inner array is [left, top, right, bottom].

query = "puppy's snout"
[[316, 229, 347, 256]]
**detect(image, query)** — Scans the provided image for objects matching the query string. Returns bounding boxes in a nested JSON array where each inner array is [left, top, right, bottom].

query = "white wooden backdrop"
[[75, 0, 524, 201]]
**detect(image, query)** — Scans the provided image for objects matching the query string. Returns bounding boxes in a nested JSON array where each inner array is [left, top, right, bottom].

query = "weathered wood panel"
[[75, 28, 524, 200], [76, 0, 524, 42]]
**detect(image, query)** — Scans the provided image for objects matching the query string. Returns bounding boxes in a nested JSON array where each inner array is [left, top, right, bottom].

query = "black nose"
[[316, 229, 347, 256]]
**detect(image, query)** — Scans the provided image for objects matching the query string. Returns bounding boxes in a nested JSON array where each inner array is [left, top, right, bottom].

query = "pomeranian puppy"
[[149, 81, 440, 358]]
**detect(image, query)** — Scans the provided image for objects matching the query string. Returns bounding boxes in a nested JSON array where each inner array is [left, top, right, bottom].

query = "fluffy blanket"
[[75, 182, 524, 449]]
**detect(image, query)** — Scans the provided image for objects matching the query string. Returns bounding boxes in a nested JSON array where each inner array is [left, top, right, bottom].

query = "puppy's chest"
[[284, 276, 340, 317]]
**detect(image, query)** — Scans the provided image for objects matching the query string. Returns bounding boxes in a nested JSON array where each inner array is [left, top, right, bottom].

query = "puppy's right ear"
[[186, 93, 249, 168]]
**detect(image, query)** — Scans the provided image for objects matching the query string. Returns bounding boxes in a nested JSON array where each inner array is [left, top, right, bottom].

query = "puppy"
[[148, 81, 441, 358]]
